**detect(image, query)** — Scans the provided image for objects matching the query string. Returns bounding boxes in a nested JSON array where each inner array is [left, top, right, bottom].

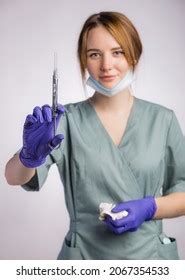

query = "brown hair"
[[77, 11, 142, 81]]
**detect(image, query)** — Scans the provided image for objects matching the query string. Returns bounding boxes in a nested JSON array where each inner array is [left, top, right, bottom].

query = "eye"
[[88, 53, 101, 59], [113, 51, 125, 57]]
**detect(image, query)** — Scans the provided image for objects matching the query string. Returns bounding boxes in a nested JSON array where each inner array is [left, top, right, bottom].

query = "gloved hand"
[[104, 196, 157, 234], [19, 104, 65, 168]]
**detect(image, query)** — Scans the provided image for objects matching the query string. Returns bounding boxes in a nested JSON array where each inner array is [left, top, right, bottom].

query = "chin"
[[100, 80, 118, 88]]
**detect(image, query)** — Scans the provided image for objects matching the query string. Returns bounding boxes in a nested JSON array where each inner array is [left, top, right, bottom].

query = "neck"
[[89, 87, 133, 114]]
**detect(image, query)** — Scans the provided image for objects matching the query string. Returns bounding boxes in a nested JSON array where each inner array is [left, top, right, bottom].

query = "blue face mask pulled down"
[[86, 70, 134, 97]]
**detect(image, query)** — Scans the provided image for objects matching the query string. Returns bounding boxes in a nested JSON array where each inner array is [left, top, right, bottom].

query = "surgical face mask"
[[86, 70, 135, 97]]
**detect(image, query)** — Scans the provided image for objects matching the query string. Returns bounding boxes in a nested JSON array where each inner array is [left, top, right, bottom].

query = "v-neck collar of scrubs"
[[86, 96, 138, 149]]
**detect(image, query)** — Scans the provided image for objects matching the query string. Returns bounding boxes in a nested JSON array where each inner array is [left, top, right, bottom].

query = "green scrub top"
[[22, 97, 185, 260]]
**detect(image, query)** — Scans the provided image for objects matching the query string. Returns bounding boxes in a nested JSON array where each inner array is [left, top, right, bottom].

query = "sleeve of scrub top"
[[21, 153, 55, 191], [163, 111, 185, 195]]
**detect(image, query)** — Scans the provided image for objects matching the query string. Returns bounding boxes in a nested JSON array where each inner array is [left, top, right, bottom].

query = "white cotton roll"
[[99, 202, 128, 221]]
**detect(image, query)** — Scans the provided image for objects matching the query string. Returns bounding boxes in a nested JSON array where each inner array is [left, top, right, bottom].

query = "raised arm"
[[5, 104, 65, 186], [5, 153, 36, 185]]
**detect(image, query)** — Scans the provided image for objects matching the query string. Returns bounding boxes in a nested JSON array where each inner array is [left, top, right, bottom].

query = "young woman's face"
[[86, 26, 130, 88]]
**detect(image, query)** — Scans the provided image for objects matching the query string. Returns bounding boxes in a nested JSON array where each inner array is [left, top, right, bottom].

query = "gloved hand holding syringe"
[[19, 53, 65, 168]]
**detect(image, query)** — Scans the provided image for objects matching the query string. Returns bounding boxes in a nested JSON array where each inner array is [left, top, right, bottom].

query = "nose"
[[100, 54, 113, 72]]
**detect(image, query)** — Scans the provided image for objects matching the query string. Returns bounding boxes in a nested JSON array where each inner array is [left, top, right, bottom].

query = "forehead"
[[86, 26, 120, 49]]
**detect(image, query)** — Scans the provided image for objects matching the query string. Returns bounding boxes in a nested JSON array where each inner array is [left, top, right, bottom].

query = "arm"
[[155, 112, 185, 219], [5, 153, 36, 186], [105, 111, 185, 234], [154, 193, 185, 219], [105, 194, 185, 235]]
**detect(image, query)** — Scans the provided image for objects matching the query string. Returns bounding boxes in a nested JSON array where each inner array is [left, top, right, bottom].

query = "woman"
[[5, 11, 185, 259]]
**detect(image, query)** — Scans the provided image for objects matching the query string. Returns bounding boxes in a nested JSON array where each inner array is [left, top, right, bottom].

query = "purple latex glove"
[[104, 196, 157, 234], [19, 104, 65, 168]]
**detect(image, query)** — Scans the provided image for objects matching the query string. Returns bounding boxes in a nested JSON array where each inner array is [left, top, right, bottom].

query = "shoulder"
[[63, 100, 87, 115], [136, 97, 172, 114], [136, 97, 174, 125], [59, 100, 89, 129], [64, 99, 87, 111]]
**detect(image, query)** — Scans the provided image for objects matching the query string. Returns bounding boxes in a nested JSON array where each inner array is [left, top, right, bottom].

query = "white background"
[[0, 0, 185, 259]]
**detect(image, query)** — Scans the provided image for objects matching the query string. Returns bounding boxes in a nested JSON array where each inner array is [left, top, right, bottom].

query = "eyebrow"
[[86, 47, 123, 53]]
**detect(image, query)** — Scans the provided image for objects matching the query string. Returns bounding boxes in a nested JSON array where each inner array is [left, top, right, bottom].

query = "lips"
[[99, 75, 116, 78], [99, 75, 116, 82]]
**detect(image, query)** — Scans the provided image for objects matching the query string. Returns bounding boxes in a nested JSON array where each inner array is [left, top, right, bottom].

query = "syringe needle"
[[52, 52, 58, 137], [54, 52, 57, 73]]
